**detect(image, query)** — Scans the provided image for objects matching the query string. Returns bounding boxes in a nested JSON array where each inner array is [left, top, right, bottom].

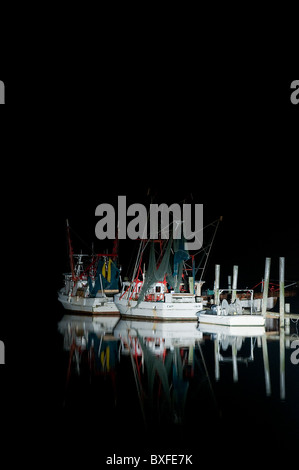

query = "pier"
[[266, 311, 299, 320]]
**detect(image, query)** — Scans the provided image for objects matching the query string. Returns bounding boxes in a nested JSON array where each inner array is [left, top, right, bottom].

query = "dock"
[[266, 312, 299, 320]]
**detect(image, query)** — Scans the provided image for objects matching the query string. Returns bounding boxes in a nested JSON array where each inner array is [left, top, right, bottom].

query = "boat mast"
[[66, 219, 76, 280]]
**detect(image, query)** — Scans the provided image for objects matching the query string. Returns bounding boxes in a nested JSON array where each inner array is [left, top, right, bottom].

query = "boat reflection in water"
[[58, 314, 121, 407], [114, 319, 214, 428], [57, 315, 215, 430], [57, 313, 299, 452], [197, 324, 270, 390]]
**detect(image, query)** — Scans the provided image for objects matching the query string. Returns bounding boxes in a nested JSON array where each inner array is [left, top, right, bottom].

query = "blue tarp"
[[173, 238, 190, 276], [88, 258, 120, 297]]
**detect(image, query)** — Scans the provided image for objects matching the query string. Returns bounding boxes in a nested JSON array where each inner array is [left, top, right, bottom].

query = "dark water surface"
[[55, 298, 298, 462], [2, 298, 298, 468]]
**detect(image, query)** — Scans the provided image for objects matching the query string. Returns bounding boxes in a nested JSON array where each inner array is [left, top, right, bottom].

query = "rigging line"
[[157, 217, 218, 241], [127, 207, 152, 299], [183, 218, 220, 255], [199, 217, 221, 282], [191, 243, 211, 259]]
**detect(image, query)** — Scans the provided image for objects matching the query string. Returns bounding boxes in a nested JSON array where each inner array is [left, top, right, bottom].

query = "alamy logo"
[[290, 340, 299, 365], [95, 196, 203, 250], [290, 80, 299, 105], [0, 340, 5, 364], [0, 81, 5, 104]]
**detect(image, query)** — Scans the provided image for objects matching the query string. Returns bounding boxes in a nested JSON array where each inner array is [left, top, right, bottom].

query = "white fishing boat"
[[196, 298, 265, 327], [197, 312, 265, 327], [58, 284, 120, 315], [114, 218, 223, 321], [58, 220, 120, 315], [115, 281, 204, 321], [114, 234, 206, 320]]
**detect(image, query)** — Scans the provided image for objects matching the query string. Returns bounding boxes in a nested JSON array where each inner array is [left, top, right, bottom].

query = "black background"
[[0, 26, 298, 466]]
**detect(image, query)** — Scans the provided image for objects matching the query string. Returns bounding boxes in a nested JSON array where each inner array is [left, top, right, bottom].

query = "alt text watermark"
[[290, 340, 299, 365], [0, 340, 5, 364], [0, 81, 5, 104], [290, 80, 299, 105], [95, 196, 203, 250]]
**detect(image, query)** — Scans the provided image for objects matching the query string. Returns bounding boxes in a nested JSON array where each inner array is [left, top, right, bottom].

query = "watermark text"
[[0, 81, 5, 104], [290, 80, 299, 105], [0, 340, 5, 364], [95, 196, 203, 250], [290, 340, 299, 365]]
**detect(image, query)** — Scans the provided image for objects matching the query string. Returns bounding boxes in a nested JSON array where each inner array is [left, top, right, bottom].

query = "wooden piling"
[[232, 265, 238, 303], [262, 258, 271, 318], [214, 264, 220, 306], [279, 257, 285, 328]]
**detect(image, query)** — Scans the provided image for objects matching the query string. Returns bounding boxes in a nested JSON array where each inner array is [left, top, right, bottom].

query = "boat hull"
[[197, 313, 265, 327], [58, 292, 120, 315], [114, 296, 202, 321]]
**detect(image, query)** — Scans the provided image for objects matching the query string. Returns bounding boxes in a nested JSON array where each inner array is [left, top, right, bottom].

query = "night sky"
[[35, 74, 297, 297], [1, 39, 298, 469], [1, 72, 297, 300]]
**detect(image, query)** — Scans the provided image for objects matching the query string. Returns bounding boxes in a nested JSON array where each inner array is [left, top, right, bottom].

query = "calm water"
[[3, 299, 297, 466], [50, 297, 299, 464]]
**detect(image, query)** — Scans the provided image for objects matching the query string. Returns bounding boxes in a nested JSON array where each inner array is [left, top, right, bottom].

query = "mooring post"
[[214, 264, 220, 306], [262, 257, 271, 318], [232, 265, 238, 303], [279, 257, 285, 328]]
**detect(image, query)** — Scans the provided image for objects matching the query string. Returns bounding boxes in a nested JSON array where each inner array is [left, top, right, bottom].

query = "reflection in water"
[[197, 325, 272, 396], [114, 319, 218, 427], [58, 315, 121, 406], [58, 316, 215, 427], [57, 313, 299, 450]]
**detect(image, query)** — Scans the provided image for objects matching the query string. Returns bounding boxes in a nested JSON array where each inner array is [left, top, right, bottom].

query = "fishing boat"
[[114, 235, 205, 321], [202, 289, 277, 312], [114, 218, 222, 321], [58, 220, 120, 315], [202, 280, 298, 312], [196, 298, 265, 327]]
